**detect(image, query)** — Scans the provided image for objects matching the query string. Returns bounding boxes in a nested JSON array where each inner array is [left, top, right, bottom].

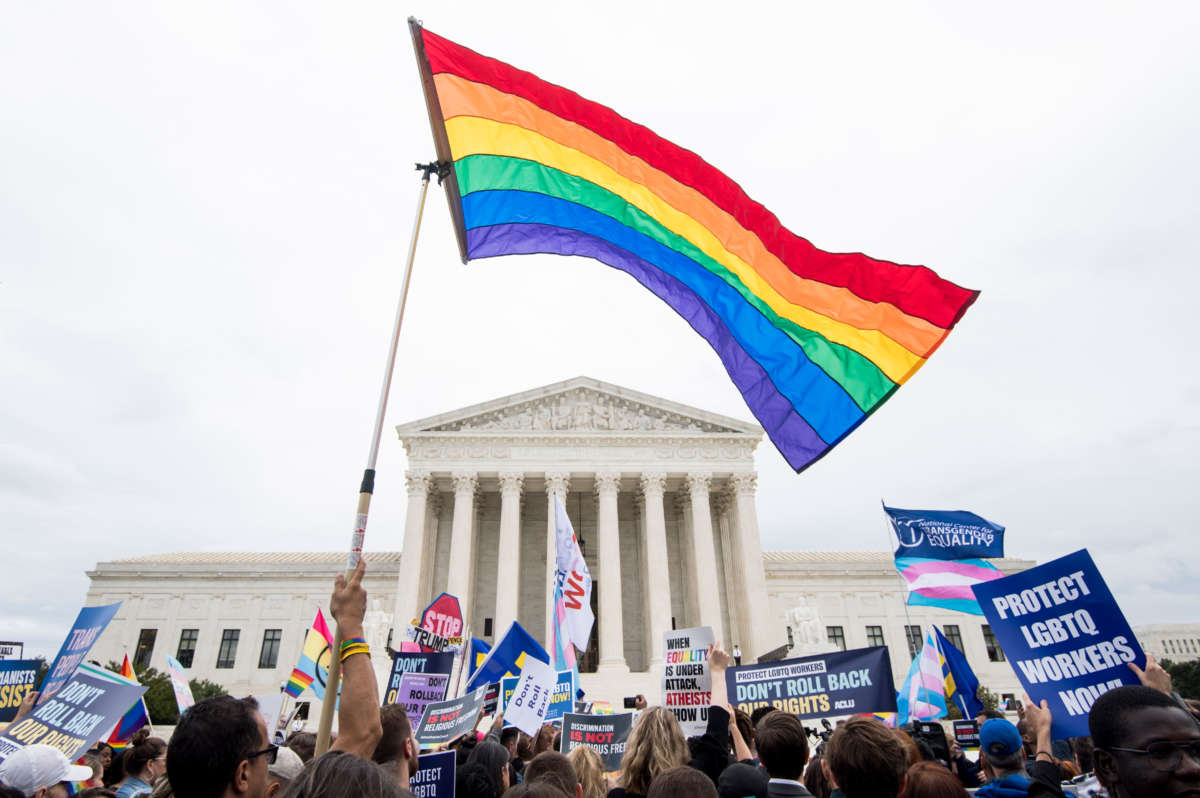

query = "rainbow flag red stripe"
[[411, 22, 978, 471]]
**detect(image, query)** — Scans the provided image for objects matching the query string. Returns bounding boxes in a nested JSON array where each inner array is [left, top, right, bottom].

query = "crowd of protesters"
[[3, 559, 1199, 798]]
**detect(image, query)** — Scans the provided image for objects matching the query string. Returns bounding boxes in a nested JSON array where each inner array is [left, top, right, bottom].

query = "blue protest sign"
[[885, 504, 1005, 560], [971, 549, 1144, 739], [38, 602, 121, 704], [725, 646, 897, 719], [0, 660, 41, 723], [0, 665, 147, 762], [410, 750, 455, 797], [546, 670, 575, 722]]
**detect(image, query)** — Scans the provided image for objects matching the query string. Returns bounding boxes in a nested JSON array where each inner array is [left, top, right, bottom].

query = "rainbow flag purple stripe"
[[894, 556, 1003, 615]]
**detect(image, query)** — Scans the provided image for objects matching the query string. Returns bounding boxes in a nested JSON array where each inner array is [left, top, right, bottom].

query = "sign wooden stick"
[[314, 162, 444, 756]]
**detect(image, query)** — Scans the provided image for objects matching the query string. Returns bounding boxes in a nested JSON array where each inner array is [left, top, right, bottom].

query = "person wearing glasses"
[[115, 729, 168, 798], [167, 694, 277, 798], [1023, 684, 1200, 798]]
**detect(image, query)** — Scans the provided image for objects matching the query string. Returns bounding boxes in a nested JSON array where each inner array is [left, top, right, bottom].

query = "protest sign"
[[662, 626, 713, 737], [405, 593, 464, 653], [725, 646, 897, 719], [396, 673, 452, 726], [0, 664, 146, 762], [164, 654, 195, 712], [0, 660, 40, 723], [414, 684, 488, 747], [561, 712, 633, 771], [410, 750, 455, 798], [37, 602, 121, 704], [546, 670, 575, 722], [505, 657, 557, 735], [953, 719, 980, 749], [502, 669, 574, 722], [972, 549, 1144, 739], [0, 643, 23, 660], [385, 651, 455, 705], [482, 682, 500, 715]]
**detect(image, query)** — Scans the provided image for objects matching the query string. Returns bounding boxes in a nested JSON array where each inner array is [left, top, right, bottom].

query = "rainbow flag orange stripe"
[[411, 22, 978, 471]]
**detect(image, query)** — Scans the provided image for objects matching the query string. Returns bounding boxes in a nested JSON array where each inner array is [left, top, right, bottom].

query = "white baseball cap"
[[267, 746, 304, 782], [0, 744, 94, 796]]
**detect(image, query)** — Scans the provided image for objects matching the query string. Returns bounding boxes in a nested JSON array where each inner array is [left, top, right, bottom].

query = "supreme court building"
[[84, 377, 1033, 705]]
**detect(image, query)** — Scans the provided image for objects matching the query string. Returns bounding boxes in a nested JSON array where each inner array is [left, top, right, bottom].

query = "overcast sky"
[[3, 1, 1198, 659]]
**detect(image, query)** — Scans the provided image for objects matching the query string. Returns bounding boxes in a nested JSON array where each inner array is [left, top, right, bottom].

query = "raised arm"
[[330, 559, 383, 758]]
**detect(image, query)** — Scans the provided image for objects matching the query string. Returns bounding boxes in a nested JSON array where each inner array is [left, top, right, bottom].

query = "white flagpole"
[[315, 162, 446, 756]]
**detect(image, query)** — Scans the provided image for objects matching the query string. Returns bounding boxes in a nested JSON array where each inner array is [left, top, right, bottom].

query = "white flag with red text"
[[553, 496, 594, 654]]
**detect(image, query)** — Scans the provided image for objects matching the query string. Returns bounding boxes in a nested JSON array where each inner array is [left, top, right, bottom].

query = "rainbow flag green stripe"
[[457, 154, 896, 412]]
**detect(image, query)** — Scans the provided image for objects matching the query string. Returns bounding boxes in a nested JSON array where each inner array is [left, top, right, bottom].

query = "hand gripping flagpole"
[[314, 160, 449, 756]]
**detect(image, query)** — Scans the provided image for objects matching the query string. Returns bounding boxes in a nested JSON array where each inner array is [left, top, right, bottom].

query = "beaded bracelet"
[[340, 636, 369, 662]]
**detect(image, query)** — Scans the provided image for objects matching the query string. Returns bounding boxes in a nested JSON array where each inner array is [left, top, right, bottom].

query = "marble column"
[[713, 491, 742, 651], [686, 472, 724, 645], [494, 472, 524, 636], [730, 473, 770, 662], [418, 491, 443, 615], [595, 472, 626, 670], [640, 472, 671, 670], [545, 472, 570, 647], [394, 470, 432, 633], [446, 471, 478, 623], [674, 491, 699, 626]]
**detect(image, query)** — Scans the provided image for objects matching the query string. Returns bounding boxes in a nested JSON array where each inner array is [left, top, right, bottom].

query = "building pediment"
[[396, 377, 761, 438]]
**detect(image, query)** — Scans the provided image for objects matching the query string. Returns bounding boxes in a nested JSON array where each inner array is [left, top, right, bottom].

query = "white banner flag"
[[554, 496, 594, 653]]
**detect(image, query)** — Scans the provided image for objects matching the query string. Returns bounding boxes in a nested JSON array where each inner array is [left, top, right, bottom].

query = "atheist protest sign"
[[561, 712, 633, 771], [414, 684, 488, 747], [410, 750, 455, 798], [972, 549, 1144, 739], [385, 651, 455, 706], [406, 593, 464, 653], [0, 660, 41, 723], [0, 664, 146, 762], [725, 646, 897, 719], [662, 626, 714, 737], [37, 602, 121, 704]]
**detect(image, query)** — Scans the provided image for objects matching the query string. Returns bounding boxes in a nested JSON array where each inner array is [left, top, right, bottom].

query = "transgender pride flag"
[[894, 557, 1003, 615], [896, 629, 948, 726]]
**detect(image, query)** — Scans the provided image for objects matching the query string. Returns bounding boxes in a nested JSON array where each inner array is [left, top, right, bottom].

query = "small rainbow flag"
[[285, 609, 333, 699], [106, 655, 149, 750], [895, 556, 1004, 615], [410, 21, 979, 472]]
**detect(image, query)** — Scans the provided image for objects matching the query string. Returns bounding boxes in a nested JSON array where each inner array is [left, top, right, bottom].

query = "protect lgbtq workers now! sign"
[[972, 548, 1144, 739]]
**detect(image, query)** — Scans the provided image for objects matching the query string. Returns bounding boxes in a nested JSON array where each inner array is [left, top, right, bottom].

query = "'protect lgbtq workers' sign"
[[725, 646, 897, 719], [662, 626, 713, 737], [972, 548, 1144, 739]]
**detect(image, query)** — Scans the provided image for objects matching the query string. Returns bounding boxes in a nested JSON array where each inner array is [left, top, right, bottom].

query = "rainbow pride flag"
[[895, 556, 1004, 615], [106, 655, 149, 750], [285, 609, 333, 699], [410, 22, 979, 471]]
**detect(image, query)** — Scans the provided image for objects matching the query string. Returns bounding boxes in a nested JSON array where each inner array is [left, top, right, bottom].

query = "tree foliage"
[[1160, 659, 1200, 699], [107, 661, 229, 725]]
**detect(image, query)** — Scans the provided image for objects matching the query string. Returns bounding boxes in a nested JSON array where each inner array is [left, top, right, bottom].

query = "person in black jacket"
[[755, 713, 813, 797]]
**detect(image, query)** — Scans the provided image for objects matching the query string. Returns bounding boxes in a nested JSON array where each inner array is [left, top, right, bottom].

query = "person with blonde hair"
[[566, 746, 606, 798], [612, 707, 689, 798]]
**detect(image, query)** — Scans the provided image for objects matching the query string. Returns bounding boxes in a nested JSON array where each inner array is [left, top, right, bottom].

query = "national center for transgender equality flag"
[[106, 654, 150, 750], [409, 20, 979, 473], [285, 609, 334, 700]]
